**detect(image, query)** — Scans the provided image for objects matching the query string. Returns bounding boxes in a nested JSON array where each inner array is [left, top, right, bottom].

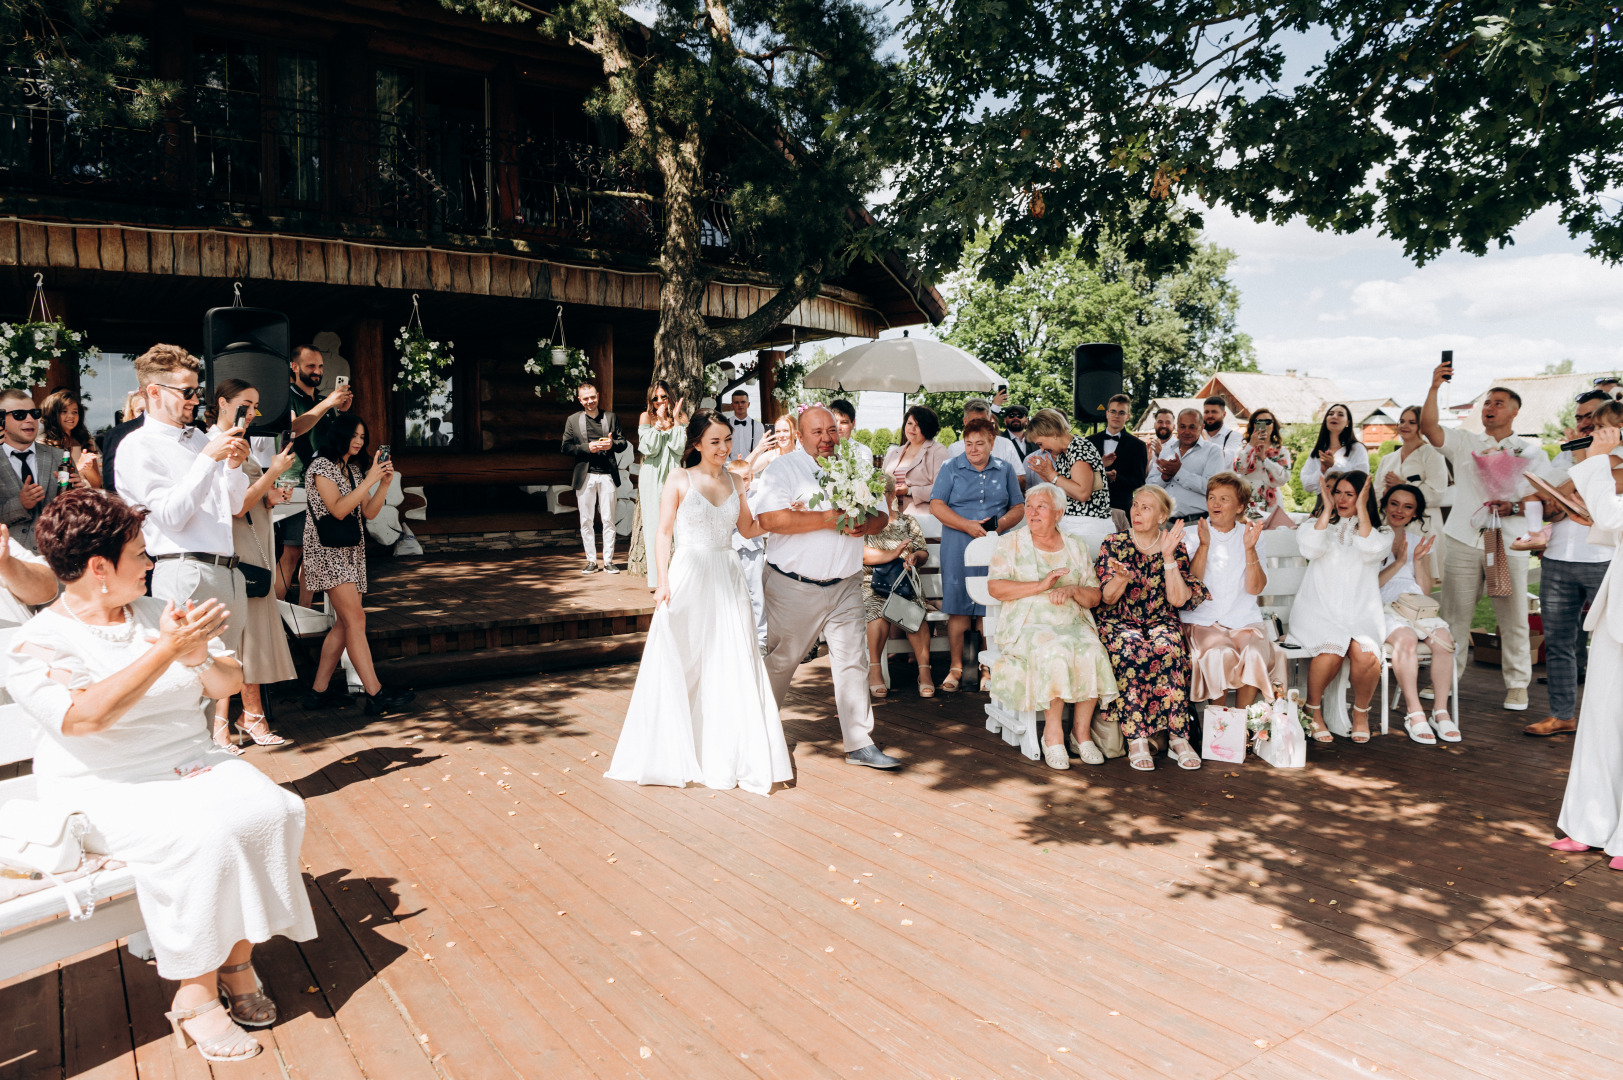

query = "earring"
[[99, 580, 108, 595]]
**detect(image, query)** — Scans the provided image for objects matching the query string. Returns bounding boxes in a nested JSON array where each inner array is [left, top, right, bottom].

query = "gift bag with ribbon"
[[1482, 510, 1512, 597], [1200, 705, 1248, 763], [1253, 693, 1306, 769]]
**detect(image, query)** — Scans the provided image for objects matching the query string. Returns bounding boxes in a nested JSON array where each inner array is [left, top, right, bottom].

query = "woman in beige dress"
[[208, 380, 298, 752]]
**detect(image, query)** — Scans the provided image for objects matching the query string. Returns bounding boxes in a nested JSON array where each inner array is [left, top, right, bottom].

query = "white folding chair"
[[878, 514, 951, 689], [962, 533, 1044, 761]]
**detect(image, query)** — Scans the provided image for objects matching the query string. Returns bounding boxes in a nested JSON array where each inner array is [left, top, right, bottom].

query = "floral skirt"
[[990, 618, 1119, 713]]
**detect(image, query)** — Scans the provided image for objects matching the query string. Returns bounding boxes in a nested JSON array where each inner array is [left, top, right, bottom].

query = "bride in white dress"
[[607, 411, 793, 795]]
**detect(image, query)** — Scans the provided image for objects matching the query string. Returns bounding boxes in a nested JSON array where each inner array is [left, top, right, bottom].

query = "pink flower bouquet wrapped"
[[1469, 447, 1532, 530]]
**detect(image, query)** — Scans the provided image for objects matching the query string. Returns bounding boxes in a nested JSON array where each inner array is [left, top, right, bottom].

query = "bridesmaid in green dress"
[[635, 381, 688, 587]]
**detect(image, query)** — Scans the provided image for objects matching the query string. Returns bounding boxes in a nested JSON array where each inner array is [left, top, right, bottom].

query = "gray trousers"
[[761, 566, 876, 753], [152, 557, 246, 659], [1441, 534, 1531, 690], [1542, 557, 1610, 720], [737, 544, 767, 646]]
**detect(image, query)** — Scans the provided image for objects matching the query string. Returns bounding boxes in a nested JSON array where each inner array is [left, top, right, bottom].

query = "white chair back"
[[1058, 516, 1116, 563]]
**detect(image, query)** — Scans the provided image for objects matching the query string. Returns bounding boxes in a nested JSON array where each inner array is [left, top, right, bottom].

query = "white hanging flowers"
[[393, 293, 454, 395], [524, 305, 594, 403], [0, 275, 100, 390]]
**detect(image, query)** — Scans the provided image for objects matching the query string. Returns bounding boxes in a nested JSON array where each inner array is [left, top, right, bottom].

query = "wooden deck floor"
[[4, 654, 1622, 1079]]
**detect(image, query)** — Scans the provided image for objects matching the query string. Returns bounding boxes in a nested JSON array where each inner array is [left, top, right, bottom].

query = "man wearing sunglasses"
[[117, 343, 251, 661], [0, 389, 65, 552]]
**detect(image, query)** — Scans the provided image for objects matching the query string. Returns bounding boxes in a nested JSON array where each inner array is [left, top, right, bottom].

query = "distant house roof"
[[1196, 372, 1349, 425], [1455, 372, 1615, 437], [1347, 398, 1401, 425], [1133, 398, 1206, 433]]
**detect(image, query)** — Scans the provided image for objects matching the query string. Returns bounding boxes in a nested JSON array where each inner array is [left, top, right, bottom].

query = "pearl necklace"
[[61, 599, 138, 643]]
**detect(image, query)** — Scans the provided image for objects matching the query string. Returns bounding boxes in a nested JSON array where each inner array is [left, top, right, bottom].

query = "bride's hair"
[[682, 410, 731, 467]]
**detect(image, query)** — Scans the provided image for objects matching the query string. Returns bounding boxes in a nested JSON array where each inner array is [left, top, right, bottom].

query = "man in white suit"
[[1554, 423, 1623, 862]]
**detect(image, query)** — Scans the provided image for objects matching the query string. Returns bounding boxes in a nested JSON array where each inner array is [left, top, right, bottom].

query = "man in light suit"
[[0, 388, 65, 552], [1553, 424, 1623, 858]]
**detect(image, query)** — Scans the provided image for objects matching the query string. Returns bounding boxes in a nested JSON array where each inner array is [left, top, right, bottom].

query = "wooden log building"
[[0, 0, 943, 541]]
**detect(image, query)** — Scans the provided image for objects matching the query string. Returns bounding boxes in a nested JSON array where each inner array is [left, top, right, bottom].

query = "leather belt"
[[154, 552, 240, 570], [768, 563, 845, 588]]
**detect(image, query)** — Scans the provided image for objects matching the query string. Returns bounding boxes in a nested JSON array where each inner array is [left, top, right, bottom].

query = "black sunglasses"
[[1576, 389, 1612, 405], [4, 408, 41, 421], [153, 383, 204, 401]]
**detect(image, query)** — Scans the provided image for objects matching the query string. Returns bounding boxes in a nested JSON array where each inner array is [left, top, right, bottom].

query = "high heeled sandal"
[[1303, 702, 1334, 743], [234, 711, 285, 747], [1402, 711, 1437, 745], [217, 959, 278, 1028], [164, 999, 262, 1062], [868, 676, 888, 700], [1349, 705, 1372, 743], [916, 678, 935, 698], [1168, 737, 1202, 770], [209, 719, 245, 757], [941, 667, 963, 693], [1127, 738, 1155, 771]]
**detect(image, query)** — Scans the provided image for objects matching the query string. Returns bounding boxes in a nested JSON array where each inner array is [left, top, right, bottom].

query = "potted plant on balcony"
[[0, 277, 100, 390]]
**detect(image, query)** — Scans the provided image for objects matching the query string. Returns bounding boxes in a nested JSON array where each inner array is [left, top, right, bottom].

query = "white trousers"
[[737, 545, 767, 646], [1439, 534, 1530, 690], [577, 473, 617, 563]]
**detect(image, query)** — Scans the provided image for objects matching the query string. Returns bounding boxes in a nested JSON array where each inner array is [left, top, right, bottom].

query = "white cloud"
[[1320, 253, 1623, 330], [1345, 279, 1440, 326]]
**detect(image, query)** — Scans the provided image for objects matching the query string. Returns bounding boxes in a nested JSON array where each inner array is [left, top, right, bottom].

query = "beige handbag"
[[1391, 593, 1440, 622]]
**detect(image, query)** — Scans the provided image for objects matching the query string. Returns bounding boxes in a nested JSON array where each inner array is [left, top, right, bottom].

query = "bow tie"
[[733, 419, 749, 425]]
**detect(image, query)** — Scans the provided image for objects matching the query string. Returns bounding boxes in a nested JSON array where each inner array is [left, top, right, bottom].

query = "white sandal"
[[1168, 737, 1202, 770], [1401, 711, 1437, 745], [1430, 709, 1461, 743], [1065, 731, 1106, 765], [1349, 705, 1372, 744], [1042, 743, 1070, 770], [1127, 738, 1155, 771]]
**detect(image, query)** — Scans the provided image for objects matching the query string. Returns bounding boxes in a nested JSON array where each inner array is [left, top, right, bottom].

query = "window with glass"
[[273, 51, 321, 204], [400, 373, 458, 450], [194, 38, 263, 205]]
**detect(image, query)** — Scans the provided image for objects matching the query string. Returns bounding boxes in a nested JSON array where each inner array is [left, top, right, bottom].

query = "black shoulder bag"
[[314, 462, 365, 548]]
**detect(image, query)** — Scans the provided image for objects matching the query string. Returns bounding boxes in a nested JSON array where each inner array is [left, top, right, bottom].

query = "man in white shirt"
[[1524, 390, 1616, 736], [753, 405, 899, 769], [0, 520, 63, 625], [726, 390, 764, 461], [1421, 362, 1550, 712], [117, 343, 251, 657], [948, 398, 1027, 488], [1201, 396, 1242, 459], [1144, 408, 1175, 457], [1151, 409, 1224, 519], [0, 389, 65, 553]]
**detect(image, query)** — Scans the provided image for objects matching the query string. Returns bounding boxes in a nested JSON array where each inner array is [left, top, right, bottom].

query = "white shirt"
[[1102, 427, 1126, 457], [1181, 524, 1263, 628], [1543, 450, 1614, 563], [948, 434, 1026, 477], [1437, 427, 1550, 549], [2, 441, 42, 484], [0, 537, 48, 626], [1378, 526, 1426, 604], [1202, 425, 1241, 459], [1152, 439, 1224, 517], [1299, 441, 1370, 493], [117, 418, 248, 557], [751, 447, 864, 580], [726, 415, 764, 460]]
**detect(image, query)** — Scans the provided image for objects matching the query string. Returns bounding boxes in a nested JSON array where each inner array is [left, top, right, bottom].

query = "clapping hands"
[[1159, 520, 1185, 560], [159, 599, 229, 667]]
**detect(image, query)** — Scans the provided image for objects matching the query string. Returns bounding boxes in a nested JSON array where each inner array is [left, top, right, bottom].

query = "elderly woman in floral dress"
[[987, 483, 1119, 770], [1094, 485, 1210, 772]]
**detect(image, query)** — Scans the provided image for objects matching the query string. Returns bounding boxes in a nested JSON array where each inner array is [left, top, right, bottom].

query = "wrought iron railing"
[[0, 78, 744, 260]]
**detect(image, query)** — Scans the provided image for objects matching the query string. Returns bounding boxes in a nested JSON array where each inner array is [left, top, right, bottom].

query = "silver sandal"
[[1168, 737, 1201, 770], [234, 710, 286, 747], [218, 959, 278, 1028]]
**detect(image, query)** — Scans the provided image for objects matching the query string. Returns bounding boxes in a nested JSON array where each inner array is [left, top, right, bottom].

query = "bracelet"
[[184, 655, 215, 674], [1163, 561, 1178, 571]]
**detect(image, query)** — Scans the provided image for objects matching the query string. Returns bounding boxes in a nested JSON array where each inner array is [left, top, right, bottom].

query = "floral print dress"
[[1235, 443, 1292, 518], [1053, 436, 1114, 519], [1093, 534, 1209, 740]]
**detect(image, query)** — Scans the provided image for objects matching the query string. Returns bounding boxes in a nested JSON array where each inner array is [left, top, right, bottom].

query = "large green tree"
[[916, 233, 1256, 423], [1, 0, 174, 122], [443, 0, 896, 404], [888, 0, 1623, 284]]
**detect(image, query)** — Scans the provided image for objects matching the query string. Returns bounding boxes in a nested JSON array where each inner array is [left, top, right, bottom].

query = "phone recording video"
[[378, 444, 391, 464], [233, 404, 250, 429]]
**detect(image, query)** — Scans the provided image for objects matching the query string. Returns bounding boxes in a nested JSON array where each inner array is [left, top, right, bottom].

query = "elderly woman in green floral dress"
[[864, 477, 935, 698], [986, 483, 1119, 770]]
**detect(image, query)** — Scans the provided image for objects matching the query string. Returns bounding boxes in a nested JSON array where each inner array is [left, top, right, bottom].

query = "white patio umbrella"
[[800, 331, 1003, 394]]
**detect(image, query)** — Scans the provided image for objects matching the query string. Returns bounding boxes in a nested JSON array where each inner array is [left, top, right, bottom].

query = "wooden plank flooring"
[[4, 653, 1621, 1079]]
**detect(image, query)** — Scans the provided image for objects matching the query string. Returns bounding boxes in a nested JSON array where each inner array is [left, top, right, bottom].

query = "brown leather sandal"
[[217, 960, 277, 1028]]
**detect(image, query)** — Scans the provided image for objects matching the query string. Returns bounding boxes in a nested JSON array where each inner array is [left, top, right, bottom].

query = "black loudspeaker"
[[203, 307, 291, 435], [1073, 342, 1124, 425]]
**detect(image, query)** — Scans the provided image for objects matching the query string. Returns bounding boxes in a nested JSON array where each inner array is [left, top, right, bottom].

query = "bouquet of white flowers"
[[807, 437, 888, 532]]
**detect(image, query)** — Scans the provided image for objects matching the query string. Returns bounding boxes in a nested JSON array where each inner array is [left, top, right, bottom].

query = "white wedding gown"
[[607, 482, 794, 795]]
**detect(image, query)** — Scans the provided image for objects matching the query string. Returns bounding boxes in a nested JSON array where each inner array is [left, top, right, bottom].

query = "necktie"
[[11, 449, 32, 485]]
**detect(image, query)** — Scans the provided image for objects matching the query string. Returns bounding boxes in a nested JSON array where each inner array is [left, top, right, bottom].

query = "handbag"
[[870, 553, 918, 599], [1391, 592, 1440, 622], [0, 801, 95, 920], [238, 510, 273, 599], [314, 463, 364, 548], [879, 566, 927, 633], [1483, 511, 1511, 598]]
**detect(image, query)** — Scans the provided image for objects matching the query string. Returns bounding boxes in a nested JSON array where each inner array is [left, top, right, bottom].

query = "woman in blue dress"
[[929, 417, 1025, 692]]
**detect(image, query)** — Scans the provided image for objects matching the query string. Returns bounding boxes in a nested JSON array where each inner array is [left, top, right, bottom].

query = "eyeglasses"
[[3, 409, 41, 421], [1576, 389, 1611, 405], [153, 383, 203, 401]]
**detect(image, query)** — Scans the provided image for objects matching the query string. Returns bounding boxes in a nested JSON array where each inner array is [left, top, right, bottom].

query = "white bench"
[[877, 513, 952, 690], [0, 629, 151, 983]]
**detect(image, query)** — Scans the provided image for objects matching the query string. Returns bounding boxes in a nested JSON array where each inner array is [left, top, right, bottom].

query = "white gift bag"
[[1255, 694, 1307, 769], [1200, 705, 1249, 764]]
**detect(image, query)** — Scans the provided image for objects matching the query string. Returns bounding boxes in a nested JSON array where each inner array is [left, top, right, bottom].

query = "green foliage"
[[1280, 424, 1318, 514], [913, 232, 1255, 422], [1541, 358, 1576, 375], [1, 2, 177, 124], [1544, 401, 1577, 442], [886, 0, 1623, 283], [850, 427, 895, 458]]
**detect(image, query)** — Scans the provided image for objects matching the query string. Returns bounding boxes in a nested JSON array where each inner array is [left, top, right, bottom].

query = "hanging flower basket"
[[525, 343, 594, 403], [392, 294, 454, 395], [0, 276, 101, 389]]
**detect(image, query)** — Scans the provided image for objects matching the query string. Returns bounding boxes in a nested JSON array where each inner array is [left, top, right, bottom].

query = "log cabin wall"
[[0, 0, 941, 540]]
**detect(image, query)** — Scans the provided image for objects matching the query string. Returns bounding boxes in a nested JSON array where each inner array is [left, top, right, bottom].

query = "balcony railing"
[[0, 79, 745, 260]]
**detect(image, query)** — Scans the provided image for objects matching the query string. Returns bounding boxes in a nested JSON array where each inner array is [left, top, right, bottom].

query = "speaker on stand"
[[203, 306, 291, 435], [1072, 343, 1124, 432]]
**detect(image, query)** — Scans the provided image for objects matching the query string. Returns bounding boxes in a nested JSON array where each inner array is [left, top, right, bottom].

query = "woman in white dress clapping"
[[1300, 403, 1370, 495], [1377, 484, 1456, 744], [1288, 471, 1391, 744], [607, 411, 793, 795]]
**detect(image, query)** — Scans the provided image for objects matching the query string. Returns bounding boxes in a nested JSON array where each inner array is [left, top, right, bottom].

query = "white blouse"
[[1181, 524, 1264, 629], [1300, 442, 1371, 493]]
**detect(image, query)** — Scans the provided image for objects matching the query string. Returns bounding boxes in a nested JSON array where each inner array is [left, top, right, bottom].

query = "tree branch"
[[700, 261, 826, 364]]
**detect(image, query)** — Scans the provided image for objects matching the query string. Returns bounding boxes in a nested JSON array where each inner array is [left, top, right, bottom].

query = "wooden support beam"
[[349, 318, 391, 448], [756, 350, 783, 425], [587, 323, 614, 413]]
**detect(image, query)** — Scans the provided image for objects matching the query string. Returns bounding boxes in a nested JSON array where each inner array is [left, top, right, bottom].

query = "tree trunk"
[[651, 129, 711, 408]]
